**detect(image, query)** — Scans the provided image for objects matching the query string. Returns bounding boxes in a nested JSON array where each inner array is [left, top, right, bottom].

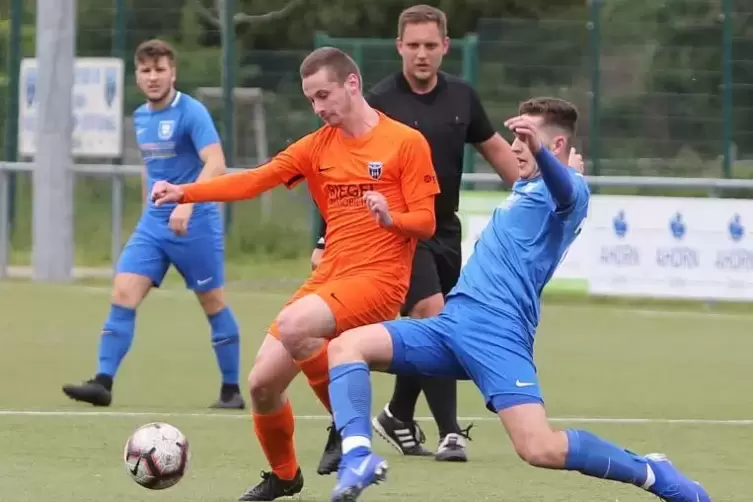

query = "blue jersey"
[[447, 169, 590, 336], [133, 91, 221, 219]]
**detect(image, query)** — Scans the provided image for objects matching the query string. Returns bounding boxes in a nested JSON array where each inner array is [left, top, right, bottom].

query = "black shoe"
[[317, 422, 342, 475], [209, 384, 246, 410], [62, 378, 112, 407], [238, 468, 304, 501], [371, 405, 432, 456]]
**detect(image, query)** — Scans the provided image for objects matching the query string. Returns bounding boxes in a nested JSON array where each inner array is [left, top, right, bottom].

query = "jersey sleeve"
[[185, 99, 221, 151], [180, 134, 314, 203], [399, 132, 441, 206], [554, 170, 590, 218], [466, 86, 495, 145]]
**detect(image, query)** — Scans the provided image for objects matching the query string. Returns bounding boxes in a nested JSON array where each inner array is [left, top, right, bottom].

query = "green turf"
[[0, 280, 750, 501]]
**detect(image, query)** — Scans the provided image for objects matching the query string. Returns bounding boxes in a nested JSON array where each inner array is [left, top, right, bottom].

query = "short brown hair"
[[134, 39, 176, 66], [299, 47, 361, 85], [398, 4, 448, 38], [518, 97, 579, 136]]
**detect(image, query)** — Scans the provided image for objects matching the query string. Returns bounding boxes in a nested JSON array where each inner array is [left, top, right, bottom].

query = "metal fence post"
[[221, 0, 236, 233], [0, 168, 9, 278], [5, 0, 22, 239], [111, 0, 127, 272], [588, 0, 602, 181], [721, 0, 733, 178], [461, 33, 479, 188]]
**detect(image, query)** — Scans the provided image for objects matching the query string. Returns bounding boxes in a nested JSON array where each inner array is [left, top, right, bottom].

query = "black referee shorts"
[[401, 215, 462, 316]]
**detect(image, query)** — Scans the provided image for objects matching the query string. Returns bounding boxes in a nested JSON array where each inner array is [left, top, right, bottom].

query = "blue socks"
[[208, 307, 240, 386], [97, 304, 136, 378], [565, 429, 649, 486], [95, 304, 240, 391], [329, 362, 373, 457]]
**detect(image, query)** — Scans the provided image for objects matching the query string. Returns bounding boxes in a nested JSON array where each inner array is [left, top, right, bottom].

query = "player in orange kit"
[[151, 46, 440, 501]]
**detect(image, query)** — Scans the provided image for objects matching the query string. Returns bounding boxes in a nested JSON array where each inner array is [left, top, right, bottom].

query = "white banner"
[[19, 57, 124, 158], [586, 195, 753, 301], [458, 191, 588, 283], [458, 191, 753, 301]]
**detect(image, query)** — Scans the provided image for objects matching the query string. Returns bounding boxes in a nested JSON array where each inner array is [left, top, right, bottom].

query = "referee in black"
[[313, 4, 518, 473]]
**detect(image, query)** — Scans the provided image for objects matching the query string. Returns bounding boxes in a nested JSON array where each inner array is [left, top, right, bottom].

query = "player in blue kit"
[[324, 97, 712, 502], [62, 39, 245, 410]]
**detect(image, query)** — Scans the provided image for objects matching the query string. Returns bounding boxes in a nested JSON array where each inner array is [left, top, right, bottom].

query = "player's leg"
[[194, 286, 244, 408], [259, 276, 341, 478], [328, 315, 468, 502], [459, 320, 711, 502], [238, 334, 304, 501], [309, 278, 407, 475], [498, 404, 710, 501], [168, 214, 243, 409], [420, 229, 468, 462], [62, 224, 169, 405], [374, 243, 436, 457]]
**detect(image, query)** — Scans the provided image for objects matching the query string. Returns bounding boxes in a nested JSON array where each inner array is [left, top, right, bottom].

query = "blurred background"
[[0, 0, 752, 278]]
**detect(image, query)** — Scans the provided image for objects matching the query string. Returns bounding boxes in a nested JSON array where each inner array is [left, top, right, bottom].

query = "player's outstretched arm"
[[178, 160, 289, 203], [174, 135, 312, 204], [533, 147, 575, 208]]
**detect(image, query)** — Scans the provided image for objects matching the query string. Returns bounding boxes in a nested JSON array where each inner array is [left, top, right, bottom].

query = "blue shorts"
[[384, 298, 543, 413], [116, 210, 225, 293]]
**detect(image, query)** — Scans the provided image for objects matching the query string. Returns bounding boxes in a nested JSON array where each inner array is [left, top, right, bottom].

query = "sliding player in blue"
[[61, 39, 244, 410], [325, 97, 711, 502]]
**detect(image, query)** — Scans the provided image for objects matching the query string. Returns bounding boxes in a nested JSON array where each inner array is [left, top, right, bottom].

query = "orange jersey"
[[181, 111, 440, 290]]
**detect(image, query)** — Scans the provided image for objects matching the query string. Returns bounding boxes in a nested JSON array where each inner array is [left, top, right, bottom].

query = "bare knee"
[[111, 273, 152, 308], [196, 287, 225, 315], [512, 430, 566, 468], [410, 293, 444, 318], [247, 336, 300, 413], [277, 296, 335, 359], [247, 368, 280, 410]]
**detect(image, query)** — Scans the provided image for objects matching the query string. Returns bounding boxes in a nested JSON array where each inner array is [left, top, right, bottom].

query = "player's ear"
[[345, 73, 359, 94], [552, 136, 568, 157], [442, 37, 450, 55]]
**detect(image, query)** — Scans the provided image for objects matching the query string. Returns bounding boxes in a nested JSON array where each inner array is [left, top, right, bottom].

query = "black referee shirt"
[[367, 71, 496, 221], [316, 71, 495, 245]]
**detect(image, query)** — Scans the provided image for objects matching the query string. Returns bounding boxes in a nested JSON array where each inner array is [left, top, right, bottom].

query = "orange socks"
[[296, 341, 332, 413], [253, 400, 298, 480]]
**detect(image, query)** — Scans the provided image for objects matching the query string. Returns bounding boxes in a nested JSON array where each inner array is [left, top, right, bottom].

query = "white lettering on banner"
[[18, 57, 124, 158], [587, 195, 753, 301]]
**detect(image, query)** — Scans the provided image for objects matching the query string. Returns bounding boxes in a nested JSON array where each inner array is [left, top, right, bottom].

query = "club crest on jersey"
[[158, 120, 175, 140], [367, 161, 383, 180]]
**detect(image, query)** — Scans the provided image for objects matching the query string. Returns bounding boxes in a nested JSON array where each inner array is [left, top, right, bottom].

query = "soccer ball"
[[123, 422, 190, 490]]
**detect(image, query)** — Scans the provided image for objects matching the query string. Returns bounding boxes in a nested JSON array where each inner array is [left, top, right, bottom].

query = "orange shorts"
[[268, 273, 405, 339]]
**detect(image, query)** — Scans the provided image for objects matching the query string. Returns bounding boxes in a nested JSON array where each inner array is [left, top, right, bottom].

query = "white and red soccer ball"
[[123, 422, 190, 490]]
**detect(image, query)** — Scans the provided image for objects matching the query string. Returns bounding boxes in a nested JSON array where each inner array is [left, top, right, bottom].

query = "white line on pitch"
[[0, 410, 750, 425]]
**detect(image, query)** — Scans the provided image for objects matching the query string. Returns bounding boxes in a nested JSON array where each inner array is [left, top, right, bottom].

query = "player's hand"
[[568, 147, 585, 174], [151, 181, 184, 206], [169, 203, 193, 236], [503, 115, 544, 154], [363, 191, 393, 228]]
